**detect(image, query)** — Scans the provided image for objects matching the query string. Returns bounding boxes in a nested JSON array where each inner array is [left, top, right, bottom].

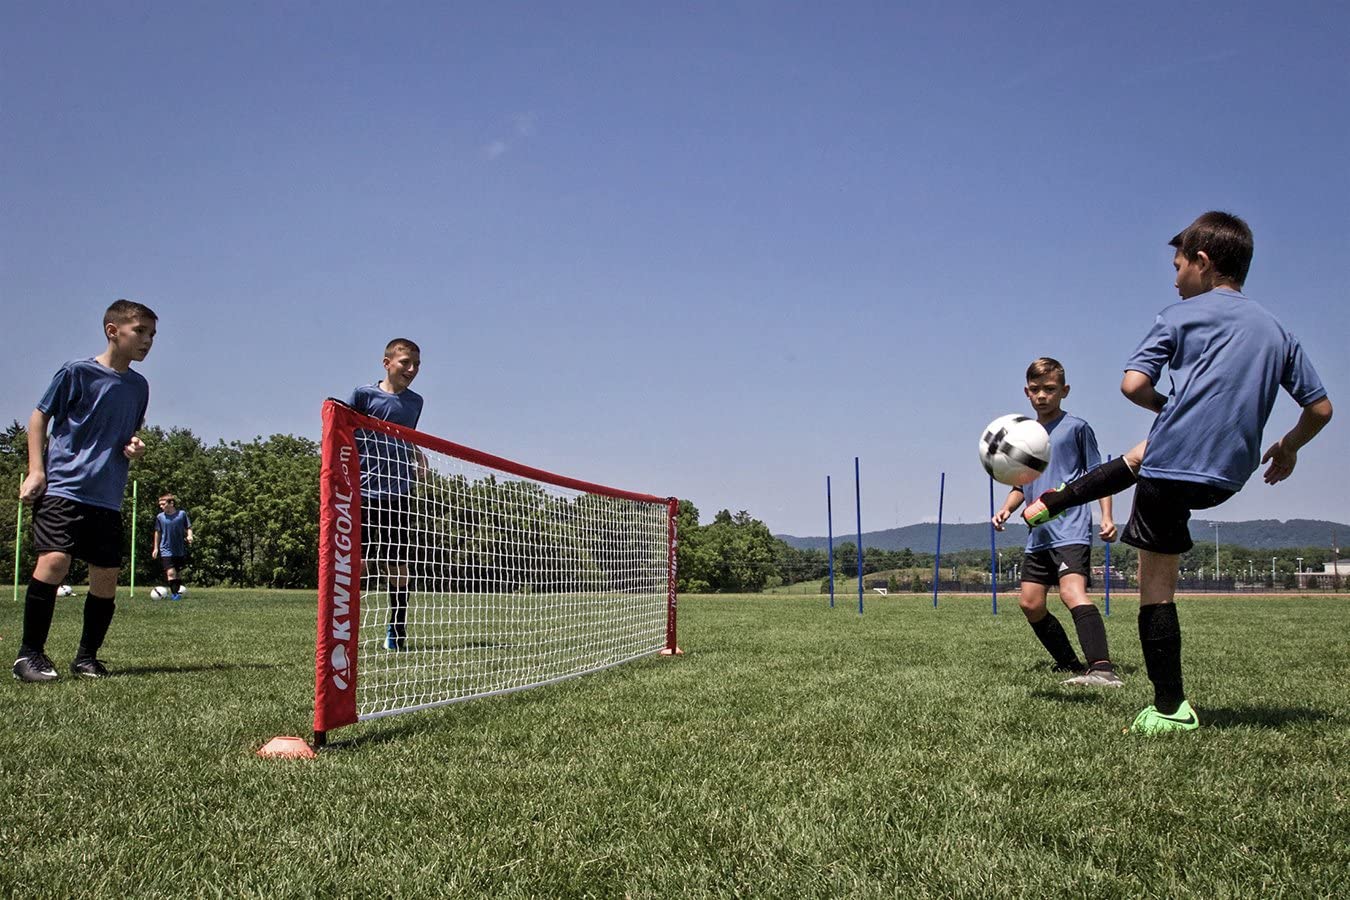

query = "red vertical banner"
[[665, 497, 679, 654], [314, 400, 364, 736]]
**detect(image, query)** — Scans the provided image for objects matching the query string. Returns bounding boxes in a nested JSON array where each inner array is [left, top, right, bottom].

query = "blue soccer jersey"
[[1126, 288, 1327, 491], [38, 359, 150, 511], [347, 384, 424, 498], [156, 509, 192, 557], [1020, 413, 1101, 552]]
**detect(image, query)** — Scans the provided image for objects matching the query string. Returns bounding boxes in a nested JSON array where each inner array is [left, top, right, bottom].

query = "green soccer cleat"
[[1130, 700, 1200, 735], [1022, 483, 1067, 527]]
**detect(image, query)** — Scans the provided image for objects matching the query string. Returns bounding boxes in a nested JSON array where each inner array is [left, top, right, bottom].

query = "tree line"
[[1, 421, 1341, 592]]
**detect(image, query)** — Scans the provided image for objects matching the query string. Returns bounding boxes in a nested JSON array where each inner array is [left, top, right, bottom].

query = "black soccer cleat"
[[70, 656, 110, 679], [13, 652, 60, 683]]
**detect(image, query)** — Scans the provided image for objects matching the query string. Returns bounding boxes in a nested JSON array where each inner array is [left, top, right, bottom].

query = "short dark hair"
[[104, 299, 158, 327], [159, 493, 176, 503], [1026, 357, 1065, 383], [1169, 211, 1253, 286], [385, 338, 420, 356]]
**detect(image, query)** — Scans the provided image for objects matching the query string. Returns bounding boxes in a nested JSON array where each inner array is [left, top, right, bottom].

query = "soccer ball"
[[979, 414, 1052, 486], [57, 584, 73, 597], [150, 586, 169, 599]]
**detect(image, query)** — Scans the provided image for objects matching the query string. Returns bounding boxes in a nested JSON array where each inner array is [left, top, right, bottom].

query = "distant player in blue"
[[1022, 212, 1333, 734], [347, 338, 425, 651], [993, 358, 1121, 687], [152, 493, 194, 600], [14, 299, 156, 683]]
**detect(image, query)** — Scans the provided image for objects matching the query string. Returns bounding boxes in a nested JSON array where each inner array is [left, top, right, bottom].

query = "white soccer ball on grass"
[[150, 586, 169, 599], [57, 584, 73, 597]]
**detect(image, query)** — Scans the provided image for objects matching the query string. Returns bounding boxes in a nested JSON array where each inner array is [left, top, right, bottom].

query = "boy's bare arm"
[[1121, 370, 1167, 413], [19, 409, 50, 503], [1099, 495, 1117, 542], [992, 488, 1024, 531], [1261, 396, 1333, 484]]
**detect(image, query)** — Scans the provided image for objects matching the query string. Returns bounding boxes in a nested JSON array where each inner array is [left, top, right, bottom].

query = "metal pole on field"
[[129, 480, 138, 598], [988, 476, 998, 615], [932, 473, 944, 608], [827, 476, 835, 609], [12, 476, 22, 603], [1103, 455, 1111, 616], [855, 457, 863, 615]]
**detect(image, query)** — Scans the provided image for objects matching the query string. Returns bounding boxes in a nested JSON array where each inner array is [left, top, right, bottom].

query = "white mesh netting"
[[352, 426, 671, 720]]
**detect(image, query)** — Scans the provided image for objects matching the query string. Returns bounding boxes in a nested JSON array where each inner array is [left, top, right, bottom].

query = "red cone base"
[[257, 736, 316, 759]]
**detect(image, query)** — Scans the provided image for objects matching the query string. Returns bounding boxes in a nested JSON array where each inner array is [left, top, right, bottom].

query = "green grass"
[[2, 590, 1348, 897]]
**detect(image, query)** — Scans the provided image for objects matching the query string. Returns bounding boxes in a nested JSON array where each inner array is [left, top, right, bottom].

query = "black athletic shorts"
[[1121, 476, 1235, 555], [31, 495, 124, 569], [159, 554, 188, 573], [361, 494, 411, 565], [1021, 544, 1092, 587]]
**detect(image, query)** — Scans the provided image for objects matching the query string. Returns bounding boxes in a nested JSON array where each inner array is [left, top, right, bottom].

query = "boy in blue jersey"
[[347, 338, 425, 651], [152, 493, 194, 600], [1021, 212, 1333, 734], [993, 358, 1121, 687], [14, 300, 156, 682]]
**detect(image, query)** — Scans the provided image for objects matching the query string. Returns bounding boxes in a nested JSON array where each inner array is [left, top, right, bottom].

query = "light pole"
[[1296, 557, 1304, 590], [1213, 522, 1221, 579]]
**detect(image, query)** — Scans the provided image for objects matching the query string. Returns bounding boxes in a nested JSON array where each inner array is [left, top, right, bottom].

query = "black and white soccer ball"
[[57, 584, 73, 597], [979, 415, 1051, 486]]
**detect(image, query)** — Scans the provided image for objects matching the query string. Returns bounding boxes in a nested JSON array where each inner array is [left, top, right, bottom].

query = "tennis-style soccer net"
[[314, 399, 677, 744]]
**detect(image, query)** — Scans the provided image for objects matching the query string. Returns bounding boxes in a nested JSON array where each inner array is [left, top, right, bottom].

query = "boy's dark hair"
[[1169, 211, 1253, 286], [385, 338, 421, 356], [1026, 357, 1066, 383], [104, 299, 158, 327], [159, 493, 177, 503]]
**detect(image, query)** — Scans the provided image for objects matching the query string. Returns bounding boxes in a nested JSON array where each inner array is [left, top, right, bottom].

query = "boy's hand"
[[124, 435, 146, 460], [1099, 518, 1118, 543], [152, 546, 159, 559], [19, 472, 46, 505], [991, 509, 1011, 531], [1261, 439, 1297, 484]]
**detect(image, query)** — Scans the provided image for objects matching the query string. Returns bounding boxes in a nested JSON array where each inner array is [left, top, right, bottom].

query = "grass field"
[[3, 590, 1347, 897]]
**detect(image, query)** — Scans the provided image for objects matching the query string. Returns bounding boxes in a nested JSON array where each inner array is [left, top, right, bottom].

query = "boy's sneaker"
[[1062, 667, 1124, 688], [171, 593, 182, 601], [1130, 700, 1200, 735], [1022, 484, 1067, 527], [70, 656, 110, 679], [383, 627, 402, 651], [13, 652, 60, 683]]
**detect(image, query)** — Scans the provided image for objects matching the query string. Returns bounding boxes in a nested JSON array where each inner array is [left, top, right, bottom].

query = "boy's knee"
[[1018, 595, 1047, 618]]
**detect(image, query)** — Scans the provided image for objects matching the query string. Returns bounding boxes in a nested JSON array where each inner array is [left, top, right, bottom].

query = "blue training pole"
[[855, 457, 863, 615], [932, 473, 944, 608], [1103, 454, 1112, 616], [827, 476, 835, 609], [989, 476, 998, 615]]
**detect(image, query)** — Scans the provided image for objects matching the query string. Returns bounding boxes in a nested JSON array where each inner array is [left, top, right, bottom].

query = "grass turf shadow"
[[1199, 705, 1334, 729]]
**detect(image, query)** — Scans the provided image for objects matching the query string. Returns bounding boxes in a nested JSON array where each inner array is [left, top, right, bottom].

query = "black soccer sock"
[[169, 579, 182, 594], [1041, 456, 1138, 515], [390, 587, 409, 640], [20, 579, 60, 656], [1029, 612, 1083, 671], [78, 594, 117, 658], [1139, 603, 1185, 714], [1070, 604, 1113, 671]]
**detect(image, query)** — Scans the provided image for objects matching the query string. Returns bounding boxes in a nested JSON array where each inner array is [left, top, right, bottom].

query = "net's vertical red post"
[[314, 400, 364, 737], [662, 496, 682, 656]]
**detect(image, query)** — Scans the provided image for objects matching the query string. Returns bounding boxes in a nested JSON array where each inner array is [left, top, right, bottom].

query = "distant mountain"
[[775, 519, 1349, 553]]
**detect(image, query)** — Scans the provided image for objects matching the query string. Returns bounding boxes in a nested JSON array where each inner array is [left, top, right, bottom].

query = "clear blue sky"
[[3, 2, 1346, 536]]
